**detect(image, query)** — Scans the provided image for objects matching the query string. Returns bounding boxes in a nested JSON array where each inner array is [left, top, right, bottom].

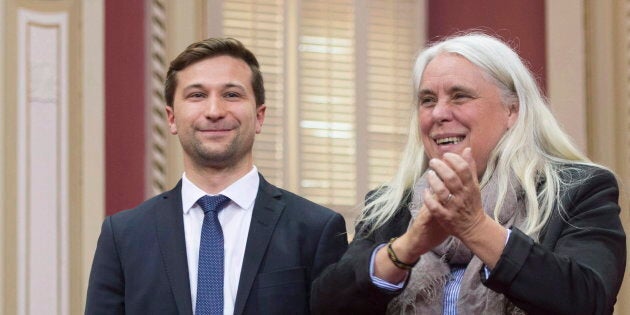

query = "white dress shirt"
[[181, 166, 259, 315]]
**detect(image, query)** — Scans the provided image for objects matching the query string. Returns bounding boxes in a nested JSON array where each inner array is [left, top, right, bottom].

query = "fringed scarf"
[[387, 170, 529, 315]]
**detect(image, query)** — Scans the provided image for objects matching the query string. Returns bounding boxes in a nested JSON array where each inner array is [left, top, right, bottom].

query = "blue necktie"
[[196, 194, 230, 315]]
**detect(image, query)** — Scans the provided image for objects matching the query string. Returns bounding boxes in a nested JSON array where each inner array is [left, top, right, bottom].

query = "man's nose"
[[204, 96, 226, 119]]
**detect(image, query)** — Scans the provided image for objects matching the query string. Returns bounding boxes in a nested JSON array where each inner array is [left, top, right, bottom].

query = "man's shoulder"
[[108, 184, 180, 223], [278, 187, 332, 211], [265, 184, 348, 243], [260, 178, 341, 220]]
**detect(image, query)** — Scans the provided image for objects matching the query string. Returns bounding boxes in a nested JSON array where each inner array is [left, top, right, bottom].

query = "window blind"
[[366, 0, 419, 189], [216, 0, 422, 220], [223, 0, 286, 187], [299, 0, 356, 206]]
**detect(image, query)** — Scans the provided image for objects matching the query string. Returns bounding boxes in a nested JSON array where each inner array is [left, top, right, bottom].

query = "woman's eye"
[[452, 93, 470, 101], [419, 96, 436, 107]]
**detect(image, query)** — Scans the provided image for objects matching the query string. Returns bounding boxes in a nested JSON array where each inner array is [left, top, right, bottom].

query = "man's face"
[[418, 53, 518, 176], [166, 55, 265, 170]]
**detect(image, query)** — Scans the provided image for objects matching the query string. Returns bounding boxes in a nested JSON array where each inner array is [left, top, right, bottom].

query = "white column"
[[17, 9, 69, 315]]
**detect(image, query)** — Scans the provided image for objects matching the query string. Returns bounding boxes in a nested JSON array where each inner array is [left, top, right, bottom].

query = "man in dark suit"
[[85, 38, 348, 315]]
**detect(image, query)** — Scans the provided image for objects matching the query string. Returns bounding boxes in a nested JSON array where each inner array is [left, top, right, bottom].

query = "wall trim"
[[0, 0, 6, 309], [17, 8, 69, 315], [80, 0, 104, 312], [545, 0, 587, 151]]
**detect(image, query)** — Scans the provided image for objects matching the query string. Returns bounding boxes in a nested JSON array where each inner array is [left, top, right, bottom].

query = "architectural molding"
[[147, 0, 168, 196], [80, 0, 104, 312], [545, 0, 587, 152], [0, 0, 6, 310], [17, 8, 69, 315]]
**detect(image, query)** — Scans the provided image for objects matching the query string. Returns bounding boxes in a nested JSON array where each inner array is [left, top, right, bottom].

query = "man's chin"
[[197, 151, 233, 165], [185, 144, 233, 167], [192, 157, 231, 170]]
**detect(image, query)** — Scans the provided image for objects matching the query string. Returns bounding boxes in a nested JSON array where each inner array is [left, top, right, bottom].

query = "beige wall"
[[548, 1, 630, 314], [80, 0, 104, 312], [0, 0, 6, 311], [585, 1, 630, 313], [546, 0, 587, 151]]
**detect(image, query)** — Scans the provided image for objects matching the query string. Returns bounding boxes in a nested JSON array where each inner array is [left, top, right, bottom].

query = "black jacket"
[[311, 165, 626, 315]]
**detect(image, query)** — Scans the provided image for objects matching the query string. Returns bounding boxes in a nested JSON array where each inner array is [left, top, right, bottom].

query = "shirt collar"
[[181, 166, 260, 214]]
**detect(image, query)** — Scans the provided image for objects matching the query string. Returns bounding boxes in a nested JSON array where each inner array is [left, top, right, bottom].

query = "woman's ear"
[[507, 102, 519, 128]]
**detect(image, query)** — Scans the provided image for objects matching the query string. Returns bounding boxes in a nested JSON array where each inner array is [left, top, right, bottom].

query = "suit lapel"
[[233, 174, 285, 315], [154, 181, 193, 315]]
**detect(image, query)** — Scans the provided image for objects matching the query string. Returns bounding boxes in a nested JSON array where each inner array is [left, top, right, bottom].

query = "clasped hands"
[[412, 147, 509, 269], [399, 148, 486, 260], [380, 148, 507, 281], [422, 147, 485, 242]]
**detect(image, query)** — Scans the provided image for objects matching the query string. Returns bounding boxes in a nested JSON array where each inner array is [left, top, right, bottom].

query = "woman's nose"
[[431, 99, 453, 122]]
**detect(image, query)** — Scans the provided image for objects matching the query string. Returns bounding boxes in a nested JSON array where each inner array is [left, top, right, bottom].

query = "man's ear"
[[166, 106, 178, 135], [255, 104, 266, 134]]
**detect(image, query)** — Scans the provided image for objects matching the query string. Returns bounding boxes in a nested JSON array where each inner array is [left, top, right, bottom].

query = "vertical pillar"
[[16, 8, 70, 315]]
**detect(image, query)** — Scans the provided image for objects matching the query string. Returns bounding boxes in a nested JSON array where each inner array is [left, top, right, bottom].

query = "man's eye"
[[188, 92, 205, 99], [225, 92, 241, 98]]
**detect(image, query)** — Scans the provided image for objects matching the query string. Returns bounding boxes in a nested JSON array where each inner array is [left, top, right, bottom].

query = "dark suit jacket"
[[86, 174, 348, 315], [311, 165, 626, 315]]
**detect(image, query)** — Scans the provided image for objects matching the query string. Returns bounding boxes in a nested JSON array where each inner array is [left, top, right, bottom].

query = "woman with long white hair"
[[311, 33, 626, 315]]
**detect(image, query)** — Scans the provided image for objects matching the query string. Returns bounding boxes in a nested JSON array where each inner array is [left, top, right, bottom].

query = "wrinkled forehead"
[[420, 54, 493, 88]]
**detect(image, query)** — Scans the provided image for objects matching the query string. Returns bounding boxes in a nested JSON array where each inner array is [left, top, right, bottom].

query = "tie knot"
[[197, 194, 230, 214]]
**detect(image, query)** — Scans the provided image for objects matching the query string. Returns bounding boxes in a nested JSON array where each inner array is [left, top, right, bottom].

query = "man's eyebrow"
[[183, 83, 204, 91], [181, 82, 248, 92], [224, 82, 246, 90]]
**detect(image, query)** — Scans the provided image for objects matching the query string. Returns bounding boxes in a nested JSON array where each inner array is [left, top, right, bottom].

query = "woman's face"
[[418, 53, 518, 176]]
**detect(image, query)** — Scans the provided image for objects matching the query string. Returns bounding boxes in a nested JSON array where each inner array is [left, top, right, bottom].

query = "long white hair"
[[358, 32, 596, 236]]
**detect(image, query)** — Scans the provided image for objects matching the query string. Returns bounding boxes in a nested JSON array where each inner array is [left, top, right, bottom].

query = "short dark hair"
[[164, 37, 265, 107]]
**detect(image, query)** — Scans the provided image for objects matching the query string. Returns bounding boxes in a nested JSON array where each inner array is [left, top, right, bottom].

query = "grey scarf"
[[387, 170, 528, 315]]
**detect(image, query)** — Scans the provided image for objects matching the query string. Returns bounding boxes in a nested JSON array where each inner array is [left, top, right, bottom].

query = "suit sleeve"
[[310, 213, 349, 280], [484, 169, 626, 315], [85, 217, 125, 315], [311, 209, 409, 315]]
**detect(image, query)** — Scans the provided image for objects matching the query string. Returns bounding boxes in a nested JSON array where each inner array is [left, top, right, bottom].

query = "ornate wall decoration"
[[148, 0, 168, 195], [16, 8, 69, 315]]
